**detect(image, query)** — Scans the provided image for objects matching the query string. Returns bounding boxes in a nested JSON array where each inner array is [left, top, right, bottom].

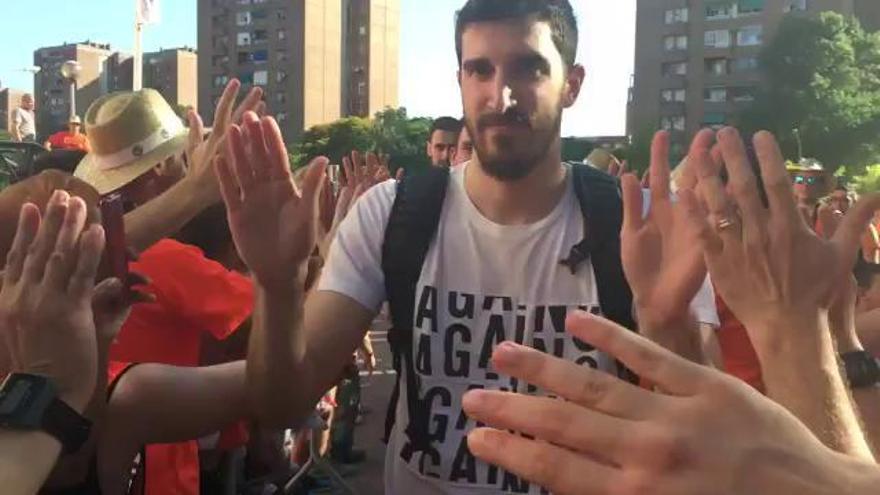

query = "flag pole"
[[133, 18, 143, 91]]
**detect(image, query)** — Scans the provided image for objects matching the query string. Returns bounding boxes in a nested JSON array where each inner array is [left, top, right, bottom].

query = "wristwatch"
[[0, 373, 92, 454], [840, 351, 880, 389]]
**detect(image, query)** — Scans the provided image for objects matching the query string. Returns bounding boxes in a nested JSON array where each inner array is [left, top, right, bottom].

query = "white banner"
[[136, 0, 160, 25]]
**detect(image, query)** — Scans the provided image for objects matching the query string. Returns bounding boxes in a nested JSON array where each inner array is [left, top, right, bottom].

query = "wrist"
[[179, 175, 219, 209], [256, 268, 308, 298]]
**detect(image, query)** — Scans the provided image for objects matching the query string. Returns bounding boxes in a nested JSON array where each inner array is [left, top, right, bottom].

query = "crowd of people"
[[1, 0, 880, 494]]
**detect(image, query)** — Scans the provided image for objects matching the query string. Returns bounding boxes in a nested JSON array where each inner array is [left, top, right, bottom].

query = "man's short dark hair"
[[429, 117, 463, 141], [455, 0, 578, 68]]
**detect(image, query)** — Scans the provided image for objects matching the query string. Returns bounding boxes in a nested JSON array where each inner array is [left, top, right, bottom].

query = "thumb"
[[833, 192, 880, 268], [301, 157, 329, 221]]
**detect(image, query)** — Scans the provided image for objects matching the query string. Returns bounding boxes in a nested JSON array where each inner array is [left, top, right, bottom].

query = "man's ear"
[[562, 64, 586, 109]]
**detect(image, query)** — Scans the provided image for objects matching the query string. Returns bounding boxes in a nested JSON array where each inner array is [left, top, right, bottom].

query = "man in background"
[[10, 93, 36, 143], [426, 116, 462, 167], [453, 124, 473, 166], [45, 116, 90, 152]]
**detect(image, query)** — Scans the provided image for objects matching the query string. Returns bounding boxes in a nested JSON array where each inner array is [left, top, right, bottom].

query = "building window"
[[276, 9, 287, 21], [662, 61, 688, 76], [213, 75, 229, 88], [252, 9, 268, 20], [276, 50, 288, 62], [660, 116, 686, 132], [664, 8, 689, 24], [731, 86, 758, 102], [239, 72, 254, 85], [737, 25, 763, 46], [703, 112, 727, 129], [237, 0, 251, 4], [276, 70, 288, 83], [212, 55, 229, 66], [732, 56, 759, 72], [705, 57, 729, 76], [278, 29, 287, 41], [704, 87, 728, 103], [661, 89, 686, 103], [254, 70, 268, 86], [704, 29, 731, 48], [237, 32, 251, 46], [253, 29, 268, 43], [236, 12, 251, 26], [238, 51, 252, 64], [276, 93, 287, 104], [253, 49, 269, 63], [664, 35, 688, 51], [276, 112, 288, 124], [785, 0, 807, 12], [706, 3, 733, 20], [737, 0, 765, 15]]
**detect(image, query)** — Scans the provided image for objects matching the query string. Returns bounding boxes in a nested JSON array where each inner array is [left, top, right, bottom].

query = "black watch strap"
[[43, 398, 92, 454], [841, 350, 880, 389]]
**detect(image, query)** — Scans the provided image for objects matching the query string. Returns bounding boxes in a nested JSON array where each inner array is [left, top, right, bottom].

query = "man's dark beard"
[[467, 109, 562, 182]]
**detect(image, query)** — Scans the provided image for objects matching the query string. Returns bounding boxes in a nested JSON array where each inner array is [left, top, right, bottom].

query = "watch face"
[[0, 379, 33, 415], [0, 374, 54, 429]]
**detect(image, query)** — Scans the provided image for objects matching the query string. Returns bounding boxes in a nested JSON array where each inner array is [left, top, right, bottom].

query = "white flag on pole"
[[136, 0, 160, 25]]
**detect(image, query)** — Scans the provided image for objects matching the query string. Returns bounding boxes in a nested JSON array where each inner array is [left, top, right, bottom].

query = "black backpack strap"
[[381, 166, 450, 455], [563, 163, 637, 379]]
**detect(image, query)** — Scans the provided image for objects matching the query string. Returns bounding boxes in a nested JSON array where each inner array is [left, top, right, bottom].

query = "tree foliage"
[[288, 108, 432, 174], [736, 12, 880, 172]]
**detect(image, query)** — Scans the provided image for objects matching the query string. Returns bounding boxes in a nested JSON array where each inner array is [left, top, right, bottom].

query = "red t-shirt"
[[109, 239, 254, 495], [46, 131, 90, 152], [716, 295, 765, 392]]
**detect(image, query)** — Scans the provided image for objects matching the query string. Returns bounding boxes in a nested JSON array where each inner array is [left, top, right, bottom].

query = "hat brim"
[[74, 133, 188, 195]]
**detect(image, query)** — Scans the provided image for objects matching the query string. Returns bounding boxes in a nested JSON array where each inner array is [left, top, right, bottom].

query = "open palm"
[[217, 112, 327, 291], [621, 131, 710, 328]]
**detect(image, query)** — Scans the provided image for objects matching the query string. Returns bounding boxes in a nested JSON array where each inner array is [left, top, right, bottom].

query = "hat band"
[[94, 121, 185, 171]]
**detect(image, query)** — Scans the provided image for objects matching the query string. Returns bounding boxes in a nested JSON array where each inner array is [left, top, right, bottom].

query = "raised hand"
[[181, 79, 264, 205], [462, 312, 844, 495], [0, 191, 106, 412], [217, 112, 327, 291], [317, 151, 392, 259], [621, 130, 711, 331], [687, 128, 880, 342]]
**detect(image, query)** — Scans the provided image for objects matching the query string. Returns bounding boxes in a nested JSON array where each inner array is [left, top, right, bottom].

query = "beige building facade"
[[198, 0, 399, 140], [145, 48, 199, 112]]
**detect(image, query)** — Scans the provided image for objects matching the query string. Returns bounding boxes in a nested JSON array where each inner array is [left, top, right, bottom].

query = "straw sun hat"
[[74, 89, 187, 195]]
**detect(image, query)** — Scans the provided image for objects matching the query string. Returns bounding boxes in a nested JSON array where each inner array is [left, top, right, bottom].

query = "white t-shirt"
[[12, 107, 35, 138], [319, 163, 718, 494]]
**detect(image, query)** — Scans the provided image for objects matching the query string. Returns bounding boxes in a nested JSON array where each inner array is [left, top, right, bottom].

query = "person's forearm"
[[833, 331, 880, 456], [11, 128, 21, 142], [638, 311, 707, 365], [124, 177, 215, 253], [755, 315, 874, 461], [247, 280, 319, 428], [0, 430, 62, 494]]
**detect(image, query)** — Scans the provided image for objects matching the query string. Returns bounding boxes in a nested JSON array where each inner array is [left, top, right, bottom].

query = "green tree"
[[736, 12, 880, 172], [371, 107, 432, 173], [289, 116, 373, 168], [0, 129, 11, 141], [837, 164, 880, 193]]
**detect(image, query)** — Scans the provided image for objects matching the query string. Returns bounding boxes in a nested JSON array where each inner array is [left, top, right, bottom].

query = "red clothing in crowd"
[[715, 295, 765, 392], [46, 131, 91, 152], [109, 239, 254, 495]]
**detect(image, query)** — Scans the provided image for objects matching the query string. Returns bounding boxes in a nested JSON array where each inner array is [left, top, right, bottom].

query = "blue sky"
[[0, 0, 635, 137]]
